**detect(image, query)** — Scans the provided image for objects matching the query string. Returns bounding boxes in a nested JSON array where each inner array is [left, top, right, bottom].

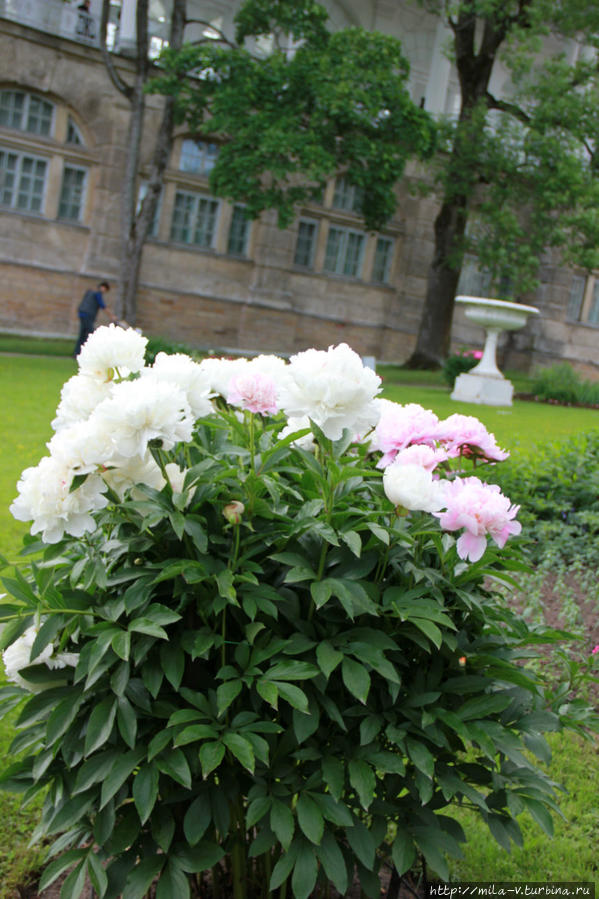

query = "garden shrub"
[[486, 430, 599, 566], [0, 330, 597, 899], [531, 363, 599, 406], [441, 350, 482, 386], [144, 334, 201, 365]]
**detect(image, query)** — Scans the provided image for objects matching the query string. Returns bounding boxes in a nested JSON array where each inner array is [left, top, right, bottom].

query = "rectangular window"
[[372, 236, 394, 283], [170, 190, 219, 248], [324, 226, 365, 278], [332, 177, 364, 214], [58, 165, 87, 221], [26, 95, 53, 136], [294, 219, 318, 268], [227, 205, 250, 256], [588, 281, 599, 325], [567, 275, 586, 321], [0, 147, 47, 213], [0, 91, 24, 130]]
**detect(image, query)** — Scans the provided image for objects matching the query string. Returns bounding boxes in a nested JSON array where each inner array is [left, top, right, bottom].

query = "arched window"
[[0, 90, 54, 136], [179, 139, 219, 176], [0, 89, 92, 224]]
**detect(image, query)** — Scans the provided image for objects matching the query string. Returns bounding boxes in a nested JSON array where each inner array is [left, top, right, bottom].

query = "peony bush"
[[0, 329, 596, 899]]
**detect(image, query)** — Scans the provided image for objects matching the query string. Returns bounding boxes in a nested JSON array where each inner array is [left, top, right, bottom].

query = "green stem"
[[263, 852, 272, 899], [0, 608, 99, 622], [230, 802, 247, 899], [221, 607, 227, 669], [249, 412, 256, 473]]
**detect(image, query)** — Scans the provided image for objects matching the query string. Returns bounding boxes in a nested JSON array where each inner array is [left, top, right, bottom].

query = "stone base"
[[451, 372, 514, 406]]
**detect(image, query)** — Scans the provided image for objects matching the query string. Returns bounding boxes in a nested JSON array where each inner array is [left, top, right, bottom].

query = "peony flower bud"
[[223, 501, 245, 524]]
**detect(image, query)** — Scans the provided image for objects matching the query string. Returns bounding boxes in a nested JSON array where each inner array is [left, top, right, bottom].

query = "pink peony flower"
[[391, 444, 448, 472], [591, 645, 599, 656], [372, 400, 440, 467], [434, 476, 521, 562], [227, 371, 279, 416], [434, 414, 509, 462]]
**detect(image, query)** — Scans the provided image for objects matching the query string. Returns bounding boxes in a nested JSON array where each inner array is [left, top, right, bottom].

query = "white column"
[[118, 0, 138, 53], [424, 21, 452, 115]]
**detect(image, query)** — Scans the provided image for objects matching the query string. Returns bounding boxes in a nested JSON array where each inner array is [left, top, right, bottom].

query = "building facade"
[[0, 0, 598, 373]]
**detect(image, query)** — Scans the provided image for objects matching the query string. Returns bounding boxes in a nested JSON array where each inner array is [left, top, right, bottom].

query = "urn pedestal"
[[451, 296, 540, 407]]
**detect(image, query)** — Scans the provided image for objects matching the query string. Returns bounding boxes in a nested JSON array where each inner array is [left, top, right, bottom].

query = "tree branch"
[[485, 92, 530, 124], [99, 0, 133, 100], [185, 18, 238, 49]]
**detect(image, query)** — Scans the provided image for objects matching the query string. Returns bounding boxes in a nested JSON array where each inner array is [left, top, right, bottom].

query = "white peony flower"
[[47, 420, 115, 474], [278, 416, 316, 452], [10, 456, 108, 543], [90, 379, 194, 458], [52, 374, 112, 431], [145, 353, 214, 420], [197, 356, 249, 399], [101, 453, 166, 500], [2, 626, 78, 690], [77, 324, 148, 382], [280, 343, 381, 441], [383, 462, 446, 512]]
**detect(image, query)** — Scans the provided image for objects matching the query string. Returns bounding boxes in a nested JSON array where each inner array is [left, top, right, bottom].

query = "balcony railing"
[[0, 0, 101, 45]]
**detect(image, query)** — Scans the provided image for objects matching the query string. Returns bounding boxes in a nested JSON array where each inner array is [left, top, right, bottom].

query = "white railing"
[[0, 0, 99, 46], [0, 0, 170, 51]]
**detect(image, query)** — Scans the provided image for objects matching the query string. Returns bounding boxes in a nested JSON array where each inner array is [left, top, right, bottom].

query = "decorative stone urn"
[[450, 296, 540, 406]]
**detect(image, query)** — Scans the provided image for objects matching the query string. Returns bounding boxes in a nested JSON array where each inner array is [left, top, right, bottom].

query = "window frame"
[[371, 236, 394, 284], [293, 217, 319, 269], [0, 90, 55, 138], [179, 139, 220, 177], [332, 176, 364, 215], [323, 224, 366, 279], [0, 145, 49, 214], [227, 204, 251, 257], [57, 163, 89, 222], [170, 188, 221, 249]]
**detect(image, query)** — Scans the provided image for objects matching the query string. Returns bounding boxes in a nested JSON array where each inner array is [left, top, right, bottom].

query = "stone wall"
[[0, 17, 598, 375]]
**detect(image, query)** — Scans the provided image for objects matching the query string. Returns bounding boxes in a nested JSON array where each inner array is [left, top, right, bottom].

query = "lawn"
[[0, 353, 598, 895]]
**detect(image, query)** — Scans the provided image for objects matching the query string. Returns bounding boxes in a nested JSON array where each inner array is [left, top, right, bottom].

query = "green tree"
[[151, 0, 436, 231], [99, 0, 186, 324], [407, 0, 599, 366], [157, 0, 599, 369]]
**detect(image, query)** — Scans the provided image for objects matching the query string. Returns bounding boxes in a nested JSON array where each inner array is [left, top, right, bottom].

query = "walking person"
[[74, 281, 119, 357]]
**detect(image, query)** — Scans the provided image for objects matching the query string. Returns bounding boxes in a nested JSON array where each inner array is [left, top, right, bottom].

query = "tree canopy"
[[150, 0, 436, 230], [151, 0, 599, 367]]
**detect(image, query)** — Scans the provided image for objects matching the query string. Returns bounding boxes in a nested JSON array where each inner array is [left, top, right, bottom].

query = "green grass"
[[448, 732, 599, 886], [381, 383, 599, 454], [0, 333, 74, 357], [0, 356, 75, 561], [0, 354, 597, 893]]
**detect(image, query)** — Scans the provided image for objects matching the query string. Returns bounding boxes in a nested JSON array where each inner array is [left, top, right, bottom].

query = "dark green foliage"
[[1, 407, 597, 898], [486, 430, 599, 566], [144, 335, 201, 365], [150, 0, 436, 230], [441, 352, 480, 386], [531, 364, 599, 407]]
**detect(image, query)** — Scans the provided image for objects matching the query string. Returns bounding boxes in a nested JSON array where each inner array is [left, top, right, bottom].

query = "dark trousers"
[[74, 315, 95, 357]]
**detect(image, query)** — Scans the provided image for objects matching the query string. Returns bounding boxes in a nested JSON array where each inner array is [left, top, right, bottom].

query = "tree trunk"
[[117, 0, 187, 324], [406, 191, 469, 368], [405, 8, 522, 368]]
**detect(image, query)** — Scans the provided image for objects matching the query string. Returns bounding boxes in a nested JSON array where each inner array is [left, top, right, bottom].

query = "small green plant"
[[144, 334, 202, 365], [531, 363, 599, 406], [441, 349, 482, 386]]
